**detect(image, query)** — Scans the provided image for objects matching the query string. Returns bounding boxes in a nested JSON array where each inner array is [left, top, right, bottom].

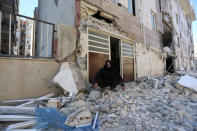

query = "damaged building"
[[0, 0, 196, 101], [36, 0, 196, 82]]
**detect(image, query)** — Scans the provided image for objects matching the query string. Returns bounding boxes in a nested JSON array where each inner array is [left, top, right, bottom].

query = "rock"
[[191, 94, 197, 102], [76, 109, 92, 126], [47, 99, 61, 109], [162, 88, 171, 93], [89, 90, 100, 100], [108, 113, 117, 118], [120, 110, 127, 117]]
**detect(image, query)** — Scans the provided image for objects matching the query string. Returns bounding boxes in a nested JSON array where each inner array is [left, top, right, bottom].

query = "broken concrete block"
[[191, 94, 197, 102], [53, 62, 86, 94], [178, 75, 197, 92], [76, 109, 92, 126], [47, 99, 61, 109], [88, 90, 100, 100]]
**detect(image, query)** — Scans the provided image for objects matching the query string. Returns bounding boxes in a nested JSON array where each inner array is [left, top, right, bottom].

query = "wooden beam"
[[17, 93, 55, 107], [7, 120, 35, 130], [0, 106, 35, 115], [0, 115, 35, 122]]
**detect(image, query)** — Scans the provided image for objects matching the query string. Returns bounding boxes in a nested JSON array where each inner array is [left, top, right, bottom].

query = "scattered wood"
[[0, 115, 35, 122], [7, 120, 36, 130], [17, 93, 55, 107], [2, 97, 71, 104], [0, 106, 35, 115], [7, 129, 38, 131]]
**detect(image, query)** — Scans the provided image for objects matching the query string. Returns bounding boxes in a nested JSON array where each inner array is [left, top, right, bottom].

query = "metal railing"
[[0, 11, 56, 58]]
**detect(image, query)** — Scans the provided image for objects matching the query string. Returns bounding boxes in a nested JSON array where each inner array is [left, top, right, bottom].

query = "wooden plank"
[[2, 97, 70, 104], [0, 106, 35, 115], [7, 120, 36, 130], [89, 52, 109, 83], [0, 115, 35, 122], [123, 58, 134, 82], [17, 93, 55, 107]]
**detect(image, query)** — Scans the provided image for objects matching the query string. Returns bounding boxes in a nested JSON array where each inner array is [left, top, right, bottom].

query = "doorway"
[[110, 37, 120, 73], [166, 56, 175, 73]]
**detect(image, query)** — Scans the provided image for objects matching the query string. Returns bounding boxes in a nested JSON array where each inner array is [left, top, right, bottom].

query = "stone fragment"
[[47, 99, 61, 109], [89, 90, 100, 100], [108, 113, 117, 118], [162, 88, 171, 93], [191, 94, 197, 102]]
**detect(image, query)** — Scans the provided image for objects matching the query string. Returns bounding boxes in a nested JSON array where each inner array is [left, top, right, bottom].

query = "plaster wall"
[[35, 0, 76, 57], [0, 58, 60, 101], [140, 0, 157, 30], [136, 43, 164, 78]]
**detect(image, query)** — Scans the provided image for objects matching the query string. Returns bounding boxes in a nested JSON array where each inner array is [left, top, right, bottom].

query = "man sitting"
[[93, 60, 125, 91]]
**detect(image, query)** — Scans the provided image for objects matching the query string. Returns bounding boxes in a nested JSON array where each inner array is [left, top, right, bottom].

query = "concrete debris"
[[88, 90, 100, 100], [178, 75, 197, 91], [47, 99, 61, 109], [2, 74, 197, 130], [53, 62, 86, 94]]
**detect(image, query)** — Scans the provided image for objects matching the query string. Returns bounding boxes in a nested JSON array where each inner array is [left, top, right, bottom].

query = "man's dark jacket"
[[94, 62, 124, 87]]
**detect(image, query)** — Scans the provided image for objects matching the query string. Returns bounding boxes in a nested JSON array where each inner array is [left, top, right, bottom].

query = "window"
[[150, 11, 156, 30], [113, 0, 118, 4], [28, 45, 31, 49], [159, 0, 161, 12], [176, 14, 178, 24], [128, 0, 136, 16]]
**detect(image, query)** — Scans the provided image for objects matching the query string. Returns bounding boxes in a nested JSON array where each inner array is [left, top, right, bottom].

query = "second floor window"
[[128, 0, 136, 16], [151, 11, 156, 30]]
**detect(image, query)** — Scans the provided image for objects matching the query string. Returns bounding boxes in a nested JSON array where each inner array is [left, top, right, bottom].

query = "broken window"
[[92, 11, 112, 24], [150, 11, 156, 30]]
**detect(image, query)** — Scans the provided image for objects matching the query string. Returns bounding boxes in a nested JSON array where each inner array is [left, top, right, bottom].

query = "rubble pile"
[[1, 75, 197, 130], [83, 75, 197, 130]]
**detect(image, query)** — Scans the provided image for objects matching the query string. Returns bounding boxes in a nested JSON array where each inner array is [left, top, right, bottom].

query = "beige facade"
[[0, 58, 60, 101]]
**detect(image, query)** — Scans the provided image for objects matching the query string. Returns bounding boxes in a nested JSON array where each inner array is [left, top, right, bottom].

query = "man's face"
[[107, 62, 111, 68]]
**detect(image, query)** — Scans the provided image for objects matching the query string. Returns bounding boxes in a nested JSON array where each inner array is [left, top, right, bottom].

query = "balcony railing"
[[0, 11, 56, 59]]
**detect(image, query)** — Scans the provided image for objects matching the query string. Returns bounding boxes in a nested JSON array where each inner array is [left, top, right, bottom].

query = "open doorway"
[[110, 37, 120, 74], [166, 56, 175, 73]]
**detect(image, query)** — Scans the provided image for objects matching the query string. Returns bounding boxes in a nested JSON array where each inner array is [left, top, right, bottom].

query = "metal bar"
[[0, 11, 2, 54], [15, 14, 55, 26], [52, 25, 55, 58], [9, 14, 12, 55], [17, 17, 20, 55], [40, 23, 43, 56], [46, 24, 49, 57], [92, 112, 99, 129]]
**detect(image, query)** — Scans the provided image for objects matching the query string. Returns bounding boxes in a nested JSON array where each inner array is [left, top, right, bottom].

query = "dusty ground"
[[68, 74, 197, 131], [2, 74, 197, 131]]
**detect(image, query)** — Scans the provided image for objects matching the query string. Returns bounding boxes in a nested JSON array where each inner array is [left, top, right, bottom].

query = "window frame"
[[150, 10, 156, 31]]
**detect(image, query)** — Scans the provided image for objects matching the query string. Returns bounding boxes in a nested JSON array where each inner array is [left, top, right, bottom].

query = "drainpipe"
[[138, 0, 146, 49]]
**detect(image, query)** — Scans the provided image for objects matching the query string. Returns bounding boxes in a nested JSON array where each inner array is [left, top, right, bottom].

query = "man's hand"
[[94, 83, 98, 88], [122, 85, 126, 91]]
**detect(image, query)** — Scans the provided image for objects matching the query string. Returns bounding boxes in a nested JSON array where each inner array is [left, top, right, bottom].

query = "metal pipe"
[[0, 11, 2, 53], [40, 22, 43, 56], [52, 25, 55, 58], [46, 24, 49, 57], [9, 14, 12, 55]]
